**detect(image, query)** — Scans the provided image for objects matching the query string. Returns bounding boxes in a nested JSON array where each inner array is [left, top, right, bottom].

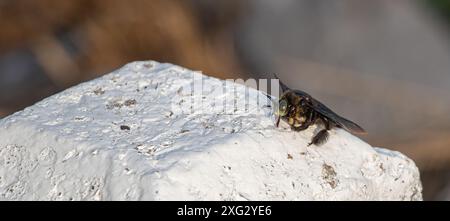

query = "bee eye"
[[280, 100, 287, 110], [278, 99, 288, 116]]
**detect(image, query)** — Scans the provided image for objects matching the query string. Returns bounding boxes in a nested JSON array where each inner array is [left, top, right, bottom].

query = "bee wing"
[[273, 77, 366, 134], [305, 94, 366, 134]]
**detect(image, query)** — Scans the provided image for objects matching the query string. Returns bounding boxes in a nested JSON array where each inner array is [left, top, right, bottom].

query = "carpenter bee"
[[272, 77, 366, 146]]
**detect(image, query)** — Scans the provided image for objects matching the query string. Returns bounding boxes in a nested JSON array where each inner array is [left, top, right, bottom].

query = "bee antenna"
[[273, 74, 290, 92]]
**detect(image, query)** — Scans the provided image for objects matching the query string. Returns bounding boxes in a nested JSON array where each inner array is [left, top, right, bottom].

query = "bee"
[[273, 77, 366, 146]]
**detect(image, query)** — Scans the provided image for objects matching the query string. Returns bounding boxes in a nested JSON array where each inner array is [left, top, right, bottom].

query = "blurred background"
[[0, 0, 449, 200]]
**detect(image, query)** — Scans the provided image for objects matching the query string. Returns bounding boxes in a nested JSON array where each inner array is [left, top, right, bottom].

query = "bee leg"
[[276, 116, 281, 127], [308, 118, 331, 146], [308, 130, 329, 146]]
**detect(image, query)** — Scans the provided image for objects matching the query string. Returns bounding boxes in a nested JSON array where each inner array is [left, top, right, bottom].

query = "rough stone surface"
[[0, 61, 422, 200]]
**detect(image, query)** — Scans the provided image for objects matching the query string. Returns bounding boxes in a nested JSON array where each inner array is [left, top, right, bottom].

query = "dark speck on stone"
[[124, 99, 137, 106], [120, 125, 131, 130], [287, 154, 293, 160], [93, 88, 105, 95]]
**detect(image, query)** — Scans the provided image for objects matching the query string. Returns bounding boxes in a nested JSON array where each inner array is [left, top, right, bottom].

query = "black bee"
[[273, 78, 366, 146]]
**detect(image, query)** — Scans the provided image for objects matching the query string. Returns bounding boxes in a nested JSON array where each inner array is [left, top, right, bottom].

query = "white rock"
[[0, 61, 422, 200]]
